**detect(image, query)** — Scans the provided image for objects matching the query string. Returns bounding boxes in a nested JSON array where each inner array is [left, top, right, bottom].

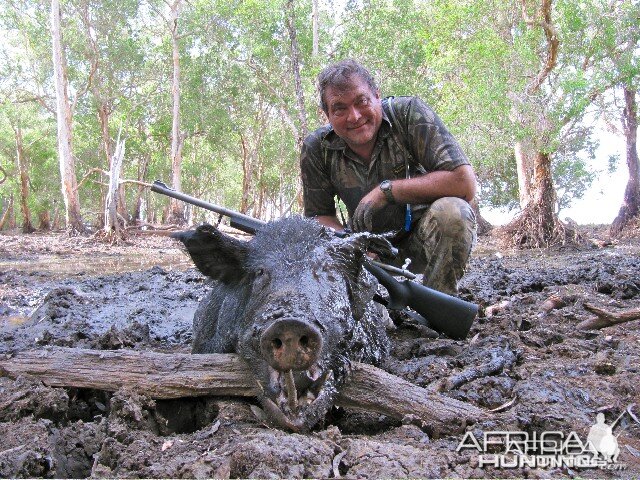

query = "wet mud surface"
[[1, 228, 640, 478]]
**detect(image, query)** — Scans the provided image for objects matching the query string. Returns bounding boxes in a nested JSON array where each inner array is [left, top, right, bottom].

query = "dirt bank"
[[1, 226, 639, 478]]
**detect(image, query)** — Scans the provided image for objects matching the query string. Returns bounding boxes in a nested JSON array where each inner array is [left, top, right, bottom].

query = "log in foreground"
[[0, 347, 483, 433]]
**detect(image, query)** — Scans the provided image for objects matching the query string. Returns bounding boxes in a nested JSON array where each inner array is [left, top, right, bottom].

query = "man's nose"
[[346, 105, 361, 123]]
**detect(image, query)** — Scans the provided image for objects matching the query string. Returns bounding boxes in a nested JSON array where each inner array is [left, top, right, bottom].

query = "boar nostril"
[[260, 319, 323, 372]]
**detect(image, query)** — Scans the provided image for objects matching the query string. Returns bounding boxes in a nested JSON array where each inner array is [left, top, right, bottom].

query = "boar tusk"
[[307, 363, 322, 381], [284, 369, 298, 411], [260, 397, 305, 432]]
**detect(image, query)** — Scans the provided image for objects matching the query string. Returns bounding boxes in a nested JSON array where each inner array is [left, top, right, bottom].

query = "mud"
[[1, 227, 640, 478]]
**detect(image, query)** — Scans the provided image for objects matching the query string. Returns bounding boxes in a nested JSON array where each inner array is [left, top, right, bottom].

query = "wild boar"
[[173, 216, 392, 431]]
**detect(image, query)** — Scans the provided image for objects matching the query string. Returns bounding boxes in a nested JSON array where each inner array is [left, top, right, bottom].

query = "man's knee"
[[425, 197, 476, 239], [411, 198, 476, 294]]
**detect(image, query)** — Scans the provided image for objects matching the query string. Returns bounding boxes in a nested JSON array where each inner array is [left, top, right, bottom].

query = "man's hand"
[[352, 187, 387, 232]]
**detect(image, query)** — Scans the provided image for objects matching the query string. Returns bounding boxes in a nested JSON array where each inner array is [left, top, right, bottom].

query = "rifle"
[[151, 180, 478, 340]]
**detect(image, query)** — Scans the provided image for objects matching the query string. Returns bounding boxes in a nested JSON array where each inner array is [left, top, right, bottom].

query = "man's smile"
[[348, 121, 369, 131]]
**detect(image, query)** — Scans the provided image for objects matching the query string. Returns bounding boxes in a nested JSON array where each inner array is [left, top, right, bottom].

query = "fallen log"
[[578, 303, 640, 330], [0, 347, 483, 434]]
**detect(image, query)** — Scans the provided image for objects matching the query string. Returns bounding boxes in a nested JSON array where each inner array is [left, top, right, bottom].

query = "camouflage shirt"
[[300, 96, 470, 232]]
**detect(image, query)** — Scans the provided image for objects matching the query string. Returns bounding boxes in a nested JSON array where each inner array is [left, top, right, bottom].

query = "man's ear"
[[172, 224, 248, 284]]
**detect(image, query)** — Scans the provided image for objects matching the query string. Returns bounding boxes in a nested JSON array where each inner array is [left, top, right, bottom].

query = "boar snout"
[[260, 318, 323, 371]]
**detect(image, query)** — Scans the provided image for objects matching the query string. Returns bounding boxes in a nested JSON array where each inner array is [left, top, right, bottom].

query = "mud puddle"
[[1, 229, 640, 478], [0, 251, 190, 279]]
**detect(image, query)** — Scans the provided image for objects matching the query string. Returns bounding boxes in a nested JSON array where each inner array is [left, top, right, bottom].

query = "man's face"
[[324, 76, 383, 155]]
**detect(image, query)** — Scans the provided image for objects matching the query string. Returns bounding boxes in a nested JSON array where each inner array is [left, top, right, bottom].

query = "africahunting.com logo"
[[456, 410, 633, 471]]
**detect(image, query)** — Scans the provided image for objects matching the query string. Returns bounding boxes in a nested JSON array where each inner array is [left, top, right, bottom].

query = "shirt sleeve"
[[300, 135, 337, 218], [401, 97, 470, 172]]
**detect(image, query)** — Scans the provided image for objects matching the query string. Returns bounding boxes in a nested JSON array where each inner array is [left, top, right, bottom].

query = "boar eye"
[[251, 267, 270, 293]]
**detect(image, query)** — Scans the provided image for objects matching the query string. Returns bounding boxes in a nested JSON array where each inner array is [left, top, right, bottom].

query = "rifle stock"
[[364, 262, 477, 340], [151, 180, 478, 340]]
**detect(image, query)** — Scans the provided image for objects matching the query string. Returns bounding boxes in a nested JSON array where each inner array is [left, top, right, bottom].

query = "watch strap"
[[380, 180, 395, 204]]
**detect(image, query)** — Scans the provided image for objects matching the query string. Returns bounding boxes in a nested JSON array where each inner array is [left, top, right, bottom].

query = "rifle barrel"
[[151, 180, 266, 234]]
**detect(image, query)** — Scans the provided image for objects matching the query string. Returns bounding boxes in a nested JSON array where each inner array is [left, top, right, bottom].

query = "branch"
[[76, 167, 109, 191], [13, 93, 55, 114], [125, 222, 180, 232], [439, 348, 518, 392], [76, 169, 155, 192], [578, 303, 640, 330], [522, 0, 560, 95], [69, 2, 98, 114], [119, 179, 154, 188], [240, 58, 299, 139]]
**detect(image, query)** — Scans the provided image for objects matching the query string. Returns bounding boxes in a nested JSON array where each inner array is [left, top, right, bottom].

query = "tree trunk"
[[531, 151, 557, 224], [470, 198, 493, 236], [256, 161, 266, 219], [0, 347, 484, 435], [14, 124, 35, 233], [285, 0, 308, 144], [51, 0, 85, 234], [505, 151, 575, 247], [514, 140, 534, 208], [38, 210, 51, 231], [97, 103, 112, 174], [96, 102, 129, 227], [610, 86, 639, 237], [0, 195, 15, 230], [312, 0, 319, 57], [96, 105, 110, 231], [504, 0, 571, 248], [132, 151, 151, 222], [167, 0, 186, 225], [52, 200, 61, 230], [103, 132, 125, 239], [285, 0, 308, 211], [239, 134, 252, 215]]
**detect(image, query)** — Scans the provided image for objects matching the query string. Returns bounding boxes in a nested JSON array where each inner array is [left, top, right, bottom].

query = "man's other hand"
[[352, 188, 387, 232]]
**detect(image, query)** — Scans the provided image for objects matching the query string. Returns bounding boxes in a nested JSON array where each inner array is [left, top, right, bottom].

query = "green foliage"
[[0, 0, 636, 228], [335, 0, 431, 97], [0, 100, 59, 225]]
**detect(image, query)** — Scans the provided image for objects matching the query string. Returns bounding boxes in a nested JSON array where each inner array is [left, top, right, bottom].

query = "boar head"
[[174, 216, 391, 431]]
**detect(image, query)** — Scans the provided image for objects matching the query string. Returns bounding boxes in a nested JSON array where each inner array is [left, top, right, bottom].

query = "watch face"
[[379, 180, 394, 203]]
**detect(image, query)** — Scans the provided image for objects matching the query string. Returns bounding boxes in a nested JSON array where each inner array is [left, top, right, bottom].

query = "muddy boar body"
[[175, 216, 390, 431]]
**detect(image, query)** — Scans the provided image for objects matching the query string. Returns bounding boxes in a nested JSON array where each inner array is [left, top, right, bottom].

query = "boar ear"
[[342, 232, 397, 260], [172, 223, 248, 283], [332, 232, 396, 279], [333, 233, 395, 319]]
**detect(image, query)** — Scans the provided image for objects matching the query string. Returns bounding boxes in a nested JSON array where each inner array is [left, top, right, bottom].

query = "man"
[[300, 59, 477, 295]]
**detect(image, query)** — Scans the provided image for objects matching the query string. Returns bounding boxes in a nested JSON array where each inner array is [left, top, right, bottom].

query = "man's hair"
[[317, 59, 378, 113]]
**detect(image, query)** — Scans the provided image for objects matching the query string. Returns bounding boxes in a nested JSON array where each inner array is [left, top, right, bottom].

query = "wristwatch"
[[379, 180, 395, 204]]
